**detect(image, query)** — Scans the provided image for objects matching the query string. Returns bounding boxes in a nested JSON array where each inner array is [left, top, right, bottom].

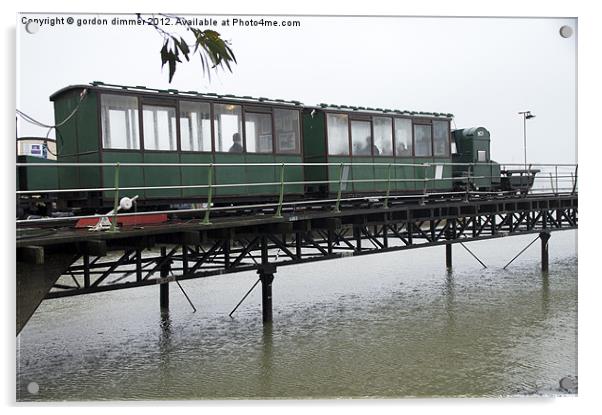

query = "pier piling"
[[445, 226, 453, 269], [258, 264, 276, 323], [446, 243, 453, 269], [160, 247, 170, 310], [540, 231, 551, 272]]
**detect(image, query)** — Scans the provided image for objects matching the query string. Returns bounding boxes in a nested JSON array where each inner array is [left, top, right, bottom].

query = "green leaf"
[[151, 20, 237, 82], [179, 36, 190, 61], [171, 37, 180, 57], [168, 56, 176, 82], [160, 42, 169, 68]]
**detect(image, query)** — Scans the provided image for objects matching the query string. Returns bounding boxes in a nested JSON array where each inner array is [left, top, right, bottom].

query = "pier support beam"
[[540, 231, 551, 273], [160, 283, 169, 310], [446, 243, 453, 269], [445, 226, 453, 269], [257, 264, 276, 324], [160, 247, 169, 310]]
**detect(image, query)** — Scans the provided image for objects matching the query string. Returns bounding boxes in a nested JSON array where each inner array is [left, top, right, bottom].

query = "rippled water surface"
[[17, 231, 577, 400]]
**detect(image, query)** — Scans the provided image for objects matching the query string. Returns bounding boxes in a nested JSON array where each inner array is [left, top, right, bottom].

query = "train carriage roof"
[[50, 82, 453, 119], [50, 82, 304, 107], [308, 103, 453, 119]]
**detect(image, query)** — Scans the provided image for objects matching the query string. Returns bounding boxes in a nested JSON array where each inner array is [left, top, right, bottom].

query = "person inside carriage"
[[229, 133, 243, 153]]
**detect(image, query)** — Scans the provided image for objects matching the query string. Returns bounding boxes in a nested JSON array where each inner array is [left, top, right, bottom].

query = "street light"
[[518, 111, 535, 172]]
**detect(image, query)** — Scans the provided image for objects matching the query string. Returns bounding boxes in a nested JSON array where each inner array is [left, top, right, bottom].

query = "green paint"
[[384, 163, 392, 208], [180, 153, 212, 198], [102, 152, 144, 200], [452, 127, 500, 190], [17, 156, 59, 191], [274, 163, 285, 218], [335, 163, 343, 213]]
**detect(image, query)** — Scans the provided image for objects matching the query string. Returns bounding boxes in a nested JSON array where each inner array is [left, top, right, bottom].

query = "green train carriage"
[[49, 82, 307, 210], [301, 104, 455, 196]]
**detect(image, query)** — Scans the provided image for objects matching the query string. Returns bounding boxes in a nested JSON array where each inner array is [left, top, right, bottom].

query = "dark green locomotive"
[[451, 127, 538, 193], [16, 82, 534, 218]]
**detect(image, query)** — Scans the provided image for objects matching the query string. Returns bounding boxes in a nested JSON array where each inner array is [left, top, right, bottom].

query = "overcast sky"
[[16, 14, 576, 164]]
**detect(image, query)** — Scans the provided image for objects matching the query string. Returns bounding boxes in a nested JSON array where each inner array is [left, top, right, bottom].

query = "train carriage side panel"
[[302, 109, 328, 195], [143, 151, 182, 200], [245, 152, 278, 196], [393, 157, 418, 192], [274, 153, 304, 195], [53, 90, 80, 190], [52, 88, 101, 191], [180, 152, 212, 199], [75, 90, 102, 191], [17, 155, 59, 191], [373, 155, 395, 192], [101, 151, 144, 201], [433, 157, 453, 191], [350, 157, 375, 193], [432, 119, 454, 192]]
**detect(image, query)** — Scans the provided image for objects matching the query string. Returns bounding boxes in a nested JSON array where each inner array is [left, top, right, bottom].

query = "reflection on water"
[[16, 231, 577, 400]]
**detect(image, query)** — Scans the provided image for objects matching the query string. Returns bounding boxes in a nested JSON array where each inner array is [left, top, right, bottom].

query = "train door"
[[179, 100, 213, 200], [140, 98, 182, 200], [350, 117, 375, 193]]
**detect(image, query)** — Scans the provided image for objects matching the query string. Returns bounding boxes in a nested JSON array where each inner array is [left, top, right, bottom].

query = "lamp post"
[[518, 111, 535, 172]]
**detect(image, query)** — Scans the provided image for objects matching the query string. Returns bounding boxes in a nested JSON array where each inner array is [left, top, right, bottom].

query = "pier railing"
[[16, 161, 578, 226]]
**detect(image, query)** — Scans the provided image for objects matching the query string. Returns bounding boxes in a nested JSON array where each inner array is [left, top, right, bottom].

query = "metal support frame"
[[30, 194, 575, 303], [12, 194, 577, 333]]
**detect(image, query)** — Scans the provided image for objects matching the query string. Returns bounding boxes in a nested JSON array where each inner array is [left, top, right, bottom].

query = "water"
[[16, 230, 578, 400]]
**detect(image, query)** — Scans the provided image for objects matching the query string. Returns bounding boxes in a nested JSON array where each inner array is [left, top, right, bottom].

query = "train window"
[[245, 112, 273, 153], [433, 120, 450, 157], [100, 94, 140, 150], [477, 150, 487, 162], [372, 117, 393, 156], [179, 101, 212, 152], [414, 124, 433, 157], [327, 113, 350, 156], [142, 105, 177, 151], [214, 104, 243, 152], [274, 109, 301, 154], [394, 118, 412, 157], [351, 120, 373, 156]]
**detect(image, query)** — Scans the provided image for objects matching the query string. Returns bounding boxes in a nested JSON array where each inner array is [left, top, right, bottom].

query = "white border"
[[3, 0, 599, 413]]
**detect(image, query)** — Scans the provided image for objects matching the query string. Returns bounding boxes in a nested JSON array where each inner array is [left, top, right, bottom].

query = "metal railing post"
[[572, 165, 578, 195], [334, 163, 344, 213], [108, 162, 120, 233], [202, 163, 214, 225], [420, 163, 428, 205], [274, 163, 285, 218], [555, 165, 559, 195], [384, 163, 392, 209]]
